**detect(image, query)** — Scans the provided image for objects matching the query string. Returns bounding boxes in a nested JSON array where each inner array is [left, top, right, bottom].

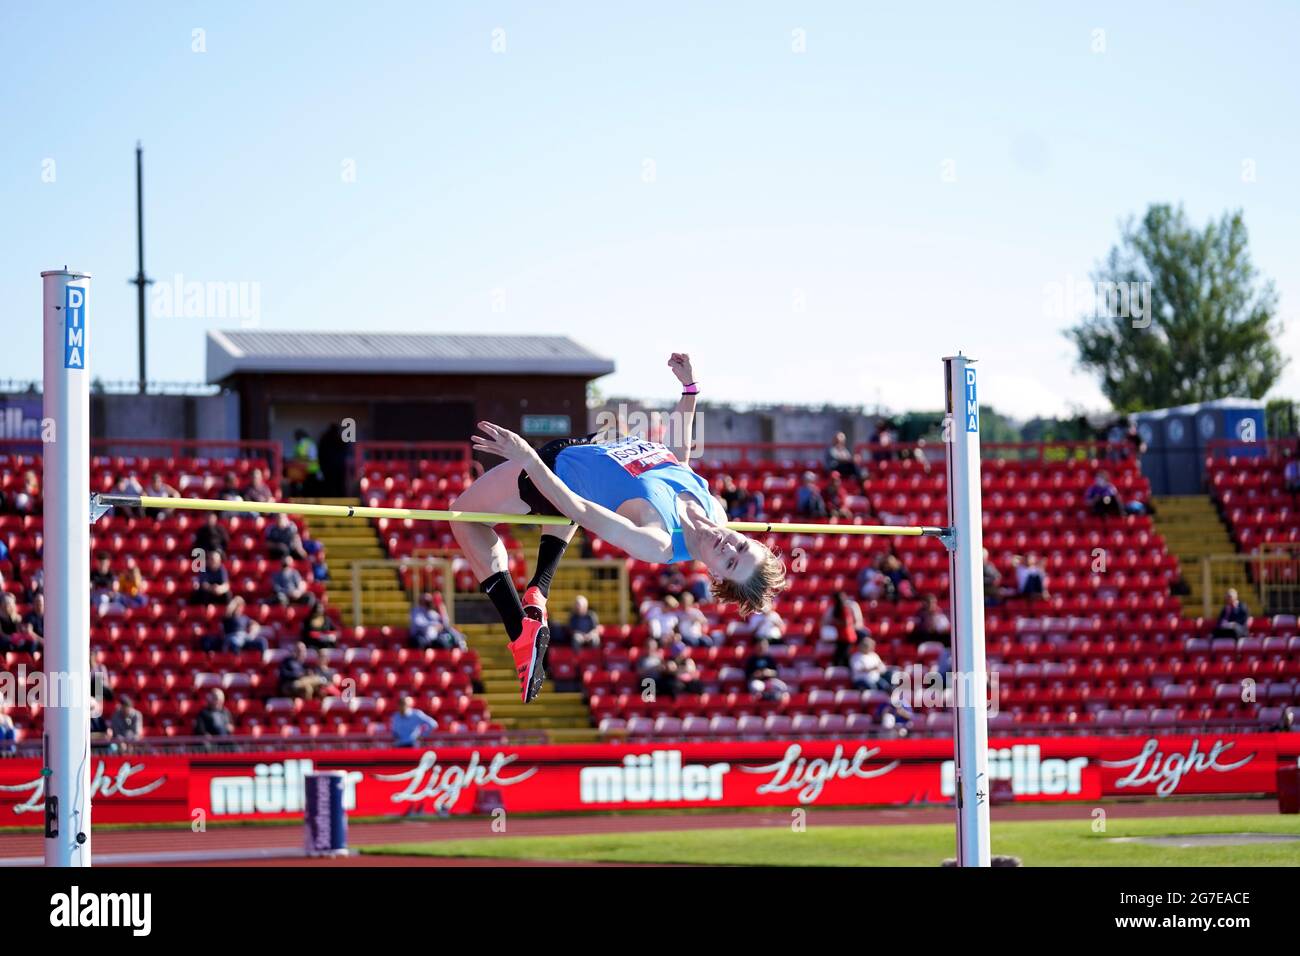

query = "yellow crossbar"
[[94, 494, 947, 537]]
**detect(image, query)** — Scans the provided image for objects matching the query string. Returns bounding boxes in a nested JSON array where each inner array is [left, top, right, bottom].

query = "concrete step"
[[545, 727, 604, 743], [495, 716, 593, 730]]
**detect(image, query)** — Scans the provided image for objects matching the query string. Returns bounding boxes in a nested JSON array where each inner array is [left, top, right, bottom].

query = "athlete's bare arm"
[[666, 352, 697, 466], [471, 421, 673, 563]]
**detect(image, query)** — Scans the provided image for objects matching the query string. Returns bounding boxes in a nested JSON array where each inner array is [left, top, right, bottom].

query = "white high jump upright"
[[42, 268, 93, 867], [942, 354, 991, 866]]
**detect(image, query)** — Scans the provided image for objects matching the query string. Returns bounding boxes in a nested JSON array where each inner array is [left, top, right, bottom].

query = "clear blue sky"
[[2, 1, 1296, 417]]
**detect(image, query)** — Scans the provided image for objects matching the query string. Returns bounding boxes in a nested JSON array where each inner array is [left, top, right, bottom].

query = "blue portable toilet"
[[1135, 398, 1267, 494]]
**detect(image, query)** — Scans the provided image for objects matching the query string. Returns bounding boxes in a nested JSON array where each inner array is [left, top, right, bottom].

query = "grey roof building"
[[202, 329, 613, 451], [207, 330, 614, 382]]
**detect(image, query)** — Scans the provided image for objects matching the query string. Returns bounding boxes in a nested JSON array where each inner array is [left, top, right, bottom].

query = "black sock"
[[481, 571, 524, 641], [528, 532, 571, 598]]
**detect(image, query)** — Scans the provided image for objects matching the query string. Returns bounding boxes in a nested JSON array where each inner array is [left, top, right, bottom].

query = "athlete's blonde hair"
[[709, 543, 789, 615]]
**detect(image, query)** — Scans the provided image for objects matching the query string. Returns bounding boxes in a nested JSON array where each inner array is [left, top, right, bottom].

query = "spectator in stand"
[[1284, 449, 1300, 496], [562, 594, 603, 649], [637, 638, 669, 697], [245, 467, 274, 503], [796, 471, 828, 518], [901, 438, 933, 475], [22, 566, 43, 602], [89, 696, 112, 748], [0, 699, 15, 753], [318, 423, 349, 498], [408, 592, 467, 651], [143, 471, 181, 518], [391, 695, 439, 746], [982, 549, 1003, 605], [639, 597, 677, 641], [0, 593, 37, 653], [657, 567, 688, 602], [193, 689, 233, 737], [314, 655, 341, 697], [871, 419, 898, 463], [219, 471, 243, 503], [822, 590, 870, 667], [89, 657, 115, 703], [291, 428, 322, 495], [109, 694, 143, 745], [881, 554, 915, 601], [858, 553, 893, 602], [719, 474, 766, 522], [1106, 415, 1148, 460], [743, 638, 790, 702], [300, 599, 340, 650], [826, 431, 863, 481], [119, 470, 144, 496], [682, 562, 712, 603], [271, 555, 311, 606], [662, 638, 703, 696], [912, 594, 951, 643], [20, 592, 44, 648], [89, 552, 116, 597], [111, 473, 144, 518], [218, 471, 249, 516], [849, 636, 896, 692], [1213, 588, 1252, 639], [672, 592, 714, 647], [309, 547, 330, 583], [823, 471, 854, 520], [217, 596, 268, 653], [192, 550, 231, 606], [192, 512, 230, 558], [96, 577, 130, 618], [266, 512, 308, 561], [279, 641, 326, 699], [1085, 470, 1124, 517], [8, 470, 40, 515], [735, 606, 786, 643], [117, 556, 149, 609], [1014, 553, 1050, 603]]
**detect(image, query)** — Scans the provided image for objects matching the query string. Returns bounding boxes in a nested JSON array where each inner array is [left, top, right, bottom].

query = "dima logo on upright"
[[63, 285, 87, 370]]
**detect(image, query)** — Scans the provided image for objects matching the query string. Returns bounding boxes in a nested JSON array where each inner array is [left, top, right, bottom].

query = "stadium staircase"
[[467, 526, 604, 743], [1151, 495, 1262, 618], [291, 497, 408, 625], [459, 623, 598, 742]]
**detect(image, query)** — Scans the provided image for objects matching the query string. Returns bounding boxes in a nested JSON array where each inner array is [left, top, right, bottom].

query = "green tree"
[[1066, 204, 1286, 411]]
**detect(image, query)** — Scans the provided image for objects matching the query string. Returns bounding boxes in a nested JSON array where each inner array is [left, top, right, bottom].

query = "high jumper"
[[456, 353, 789, 704]]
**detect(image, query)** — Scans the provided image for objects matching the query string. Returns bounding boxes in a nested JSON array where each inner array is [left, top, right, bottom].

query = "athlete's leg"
[[527, 525, 579, 600], [450, 461, 529, 579], [450, 462, 531, 639]]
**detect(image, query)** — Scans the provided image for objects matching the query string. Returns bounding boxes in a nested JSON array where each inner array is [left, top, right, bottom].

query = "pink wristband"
[[681, 382, 700, 395]]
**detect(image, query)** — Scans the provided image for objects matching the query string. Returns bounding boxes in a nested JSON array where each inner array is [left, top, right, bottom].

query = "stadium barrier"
[[2, 732, 1296, 826]]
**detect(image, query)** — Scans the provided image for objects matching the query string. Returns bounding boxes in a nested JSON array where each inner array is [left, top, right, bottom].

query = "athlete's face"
[[686, 512, 762, 583]]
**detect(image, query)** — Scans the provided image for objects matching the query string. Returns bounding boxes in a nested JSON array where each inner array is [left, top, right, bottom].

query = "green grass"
[[360, 814, 1300, 866]]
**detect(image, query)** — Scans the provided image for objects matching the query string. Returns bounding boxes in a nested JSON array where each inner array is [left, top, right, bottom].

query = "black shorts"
[[517, 433, 599, 518]]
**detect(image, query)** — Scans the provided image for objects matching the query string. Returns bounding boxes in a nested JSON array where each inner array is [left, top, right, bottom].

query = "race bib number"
[[601, 438, 680, 476]]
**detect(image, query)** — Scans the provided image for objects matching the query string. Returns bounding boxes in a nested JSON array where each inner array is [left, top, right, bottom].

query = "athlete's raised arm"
[[471, 421, 673, 562], [667, 352, 698, 466]]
